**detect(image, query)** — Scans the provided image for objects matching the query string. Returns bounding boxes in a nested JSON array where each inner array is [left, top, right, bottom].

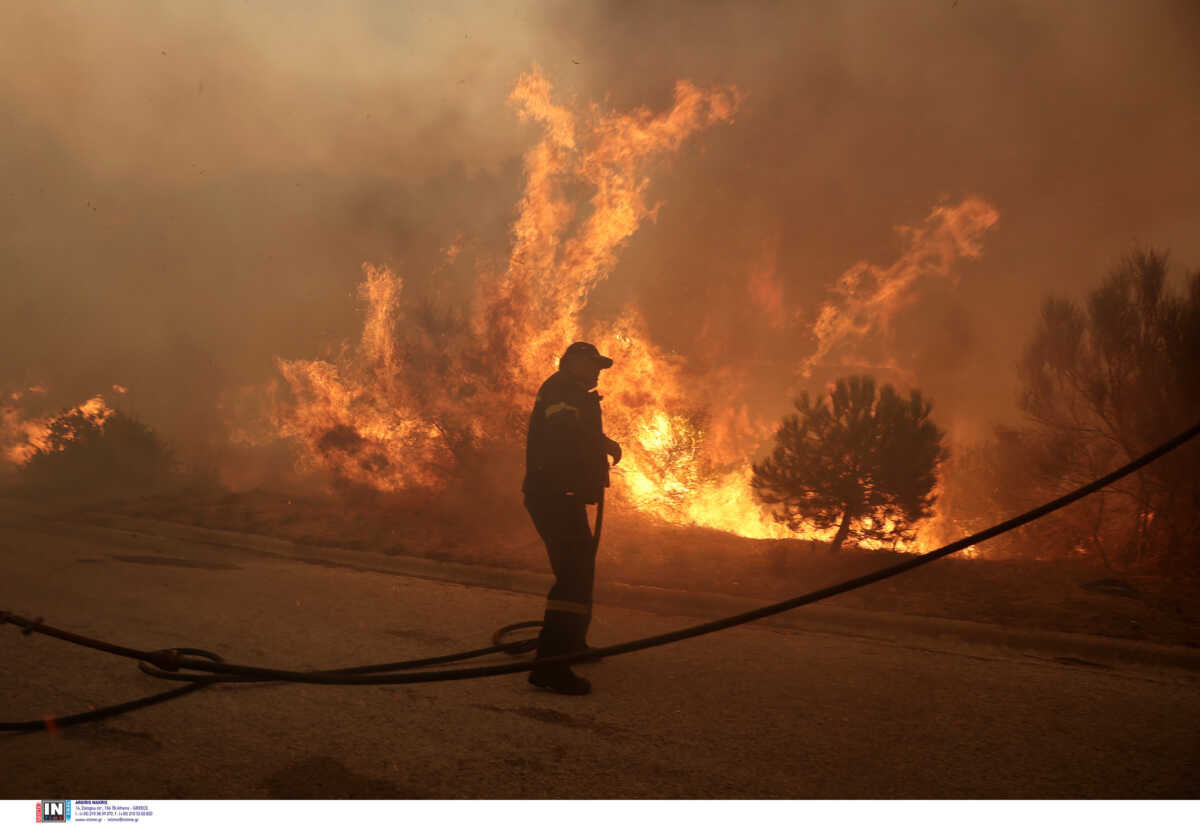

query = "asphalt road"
[[1, 515, 1198, 799]]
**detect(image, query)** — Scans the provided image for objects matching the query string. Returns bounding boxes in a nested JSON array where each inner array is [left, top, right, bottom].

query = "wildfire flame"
[[272, 263, 457, 492], [804, 197, 999, 378], [2, 392, 117, 465], [260, 66, 997, 550], [269, 66, 743, 494]]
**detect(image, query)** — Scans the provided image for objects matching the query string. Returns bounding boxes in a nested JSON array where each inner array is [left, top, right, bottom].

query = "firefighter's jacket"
[[523, 370, 611, 504]]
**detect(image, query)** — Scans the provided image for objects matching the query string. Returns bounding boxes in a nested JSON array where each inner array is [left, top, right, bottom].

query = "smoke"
[[2, 0, 1197, 469]]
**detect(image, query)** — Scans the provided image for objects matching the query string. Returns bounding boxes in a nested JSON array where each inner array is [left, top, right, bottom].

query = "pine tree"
[[752, 375, 946, 551]]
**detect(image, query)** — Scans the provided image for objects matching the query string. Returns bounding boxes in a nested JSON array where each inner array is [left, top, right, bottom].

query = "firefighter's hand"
[[605, 438, 622, 466]]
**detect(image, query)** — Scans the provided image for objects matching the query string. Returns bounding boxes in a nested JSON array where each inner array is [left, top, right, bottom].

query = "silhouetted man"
[[523, 341, 622, 695]]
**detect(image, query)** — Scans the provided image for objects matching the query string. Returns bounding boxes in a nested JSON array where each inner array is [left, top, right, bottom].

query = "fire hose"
[[3, 420, 1198, 733]]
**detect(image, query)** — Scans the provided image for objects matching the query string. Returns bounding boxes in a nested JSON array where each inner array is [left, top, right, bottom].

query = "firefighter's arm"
[[560, 407, 618, 465], [603, 435, 622, 466]]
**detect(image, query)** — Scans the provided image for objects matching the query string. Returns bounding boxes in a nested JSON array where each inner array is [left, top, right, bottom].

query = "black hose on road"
[[3, 420, 1198, 732]]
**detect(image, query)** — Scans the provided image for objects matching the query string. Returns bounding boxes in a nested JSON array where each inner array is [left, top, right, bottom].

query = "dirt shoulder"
[[6, 488, 1198, 649]]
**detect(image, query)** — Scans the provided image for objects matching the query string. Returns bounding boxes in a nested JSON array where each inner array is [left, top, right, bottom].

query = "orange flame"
[[271, 264, 456, 491], [260, 67, 995, 551], [268, 66, 742, 495], [497, 65, 743, 387], [2, 393, 117, 465], [804, 197, 998, 377]]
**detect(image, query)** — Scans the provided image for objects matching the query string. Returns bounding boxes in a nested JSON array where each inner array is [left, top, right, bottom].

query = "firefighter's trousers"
[[524, 493, 596, 659]]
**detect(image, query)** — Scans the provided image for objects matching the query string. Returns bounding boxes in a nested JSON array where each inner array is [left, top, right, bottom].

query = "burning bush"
[[18, 408, 176, 494]]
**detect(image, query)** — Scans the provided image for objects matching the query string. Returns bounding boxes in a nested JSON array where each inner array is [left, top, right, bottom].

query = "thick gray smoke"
[[2, 0, 1197, 460]]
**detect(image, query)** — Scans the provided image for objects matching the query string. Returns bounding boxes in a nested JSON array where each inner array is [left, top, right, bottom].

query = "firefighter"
[[523, 341, 622, 695]]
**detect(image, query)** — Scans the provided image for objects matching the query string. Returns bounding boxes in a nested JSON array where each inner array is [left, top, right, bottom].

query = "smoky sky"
[[3, 0, 1198, 454]]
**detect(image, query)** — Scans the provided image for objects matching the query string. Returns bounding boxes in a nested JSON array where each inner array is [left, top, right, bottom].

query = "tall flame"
[[272, 264, 456, 492], [268, 66, 743, 496], [497, 66, 743, 387], [260, 67, 997, 550]]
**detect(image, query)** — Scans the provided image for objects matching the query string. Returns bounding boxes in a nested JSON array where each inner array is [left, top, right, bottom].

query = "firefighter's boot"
[[529, 610, 591, 695], [565, 611, 600, 662]]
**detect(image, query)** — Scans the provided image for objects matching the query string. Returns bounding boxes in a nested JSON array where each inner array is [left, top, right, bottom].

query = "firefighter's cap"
[[560, 341, 614, 369]]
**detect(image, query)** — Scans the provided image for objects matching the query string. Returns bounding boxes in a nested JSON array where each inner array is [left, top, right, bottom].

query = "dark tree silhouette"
[[752, 375, 946, 552], [19, 410, 174, 492], [1018, 248, 1200, 568]]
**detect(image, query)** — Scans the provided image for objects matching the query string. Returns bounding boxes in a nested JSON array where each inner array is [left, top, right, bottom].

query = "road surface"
[[1, 512, 1197, 798]]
